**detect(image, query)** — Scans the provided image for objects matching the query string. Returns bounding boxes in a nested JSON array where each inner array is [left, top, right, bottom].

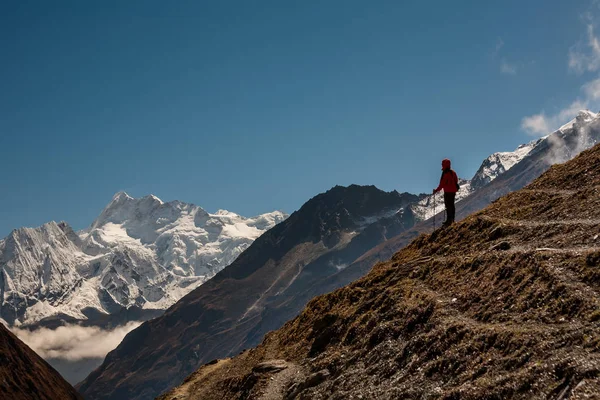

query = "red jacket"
[[435, 169, 459, 193]]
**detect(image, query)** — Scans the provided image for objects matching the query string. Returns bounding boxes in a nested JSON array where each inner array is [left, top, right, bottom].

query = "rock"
[[491, 241, 511, 251], [252, 359, 288, 373], [586, 251, 600, 267], [285, 369, 330, 399], [488, 225, 505, 241], [304, 369, 330, 388]]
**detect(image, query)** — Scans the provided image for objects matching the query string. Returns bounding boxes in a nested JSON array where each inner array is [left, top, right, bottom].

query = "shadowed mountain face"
[[0, 323, 82, 400], [158, 143, 600, 399], [77, 185, 423, 400]]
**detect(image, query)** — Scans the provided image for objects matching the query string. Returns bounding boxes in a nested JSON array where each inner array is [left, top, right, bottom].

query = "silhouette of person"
[[433, 158, 459, 226]]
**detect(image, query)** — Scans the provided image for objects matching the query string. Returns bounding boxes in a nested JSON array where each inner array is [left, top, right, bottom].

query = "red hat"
[[441, 159, 451, 170]]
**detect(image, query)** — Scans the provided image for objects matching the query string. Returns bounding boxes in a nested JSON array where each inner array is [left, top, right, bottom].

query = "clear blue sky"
[[1, 0, 599, 236]]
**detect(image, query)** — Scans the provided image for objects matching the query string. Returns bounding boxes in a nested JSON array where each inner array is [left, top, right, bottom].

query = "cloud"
[[11, 322, 142, 361], [493, 37, 504, 58], [521, 99, 589, 136], [582, 77, 600, 99], [522, 15, 600, 136], [569, 23, 600, 74], [521, 114, 550, 135], [493, 38, 519, 75], [500, 59, 517, 75]]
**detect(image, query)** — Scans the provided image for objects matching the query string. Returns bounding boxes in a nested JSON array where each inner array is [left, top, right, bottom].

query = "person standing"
[[433, 158, 460, 226]]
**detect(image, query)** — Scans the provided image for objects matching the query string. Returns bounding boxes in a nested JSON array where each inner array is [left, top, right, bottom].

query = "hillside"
[[77, 185, 422, 400], [159, 142, 600, 399], [79, 112, 600, 400], [322, 109, 600, 297], [0, 322, 82, 400]]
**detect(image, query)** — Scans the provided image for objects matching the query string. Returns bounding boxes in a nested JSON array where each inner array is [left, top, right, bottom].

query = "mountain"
[[77, 185, 423, 400], [0, 322, 83, 399], [0, 194, 285, 384], [76, 112, 599, 400], [333, 110, 600, 289], [0, 192, 286, 328], [157, 139, 600, 399], [409, 136, 542, 222]]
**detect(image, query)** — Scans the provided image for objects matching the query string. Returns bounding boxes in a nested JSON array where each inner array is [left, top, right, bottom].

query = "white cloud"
[[582, 77, 600, 99], [522, 15, 600, 136], [500, 59, 517, 75], [569, 22, 600, 73], [11, 322, 142, 361], [521, 100, 589, 136], [521, 114, 550, 135]]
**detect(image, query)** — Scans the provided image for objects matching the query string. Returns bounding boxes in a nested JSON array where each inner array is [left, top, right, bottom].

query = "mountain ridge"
[[76, 185, 423, 400], [0, 321, 83, 399], [78, 111, 600, 400], [157, 138, 600, 400]]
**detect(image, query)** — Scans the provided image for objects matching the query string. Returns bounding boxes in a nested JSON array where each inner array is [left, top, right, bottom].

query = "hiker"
[[433, 158, 460, 226]]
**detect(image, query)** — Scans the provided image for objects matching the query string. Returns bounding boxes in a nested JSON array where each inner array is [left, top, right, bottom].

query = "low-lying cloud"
[[11, 322, 142, 361]]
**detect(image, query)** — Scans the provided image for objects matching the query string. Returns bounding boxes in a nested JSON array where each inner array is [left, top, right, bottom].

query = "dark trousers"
[[444, 192, 456, 223]]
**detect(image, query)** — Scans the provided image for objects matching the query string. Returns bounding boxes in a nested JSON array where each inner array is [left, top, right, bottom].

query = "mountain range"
[[78, 110, 600, 399], [0, 195, 286, 383], [0, 194, 286, 329], [1, 110, 598, 398], [157, 137, 600, 399]]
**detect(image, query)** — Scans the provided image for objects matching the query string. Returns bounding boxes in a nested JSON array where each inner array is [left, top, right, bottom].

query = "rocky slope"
[[0, 193, 286, 328], [333, 109, 600, 291], [0, 322, 82, 399], [158, 139, 600, 399], [77, 185, 423, 400]]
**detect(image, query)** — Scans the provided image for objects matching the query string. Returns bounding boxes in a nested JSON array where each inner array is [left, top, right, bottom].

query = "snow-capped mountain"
[[558, 109, 597, 133], [410, 135, 547, 222], [0, 193, 287, 327], [470, 138, 543, 190], [411, 109, 599, 225]]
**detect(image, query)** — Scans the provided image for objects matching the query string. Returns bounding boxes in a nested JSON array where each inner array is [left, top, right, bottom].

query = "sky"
[[2, 0, 600, 236]]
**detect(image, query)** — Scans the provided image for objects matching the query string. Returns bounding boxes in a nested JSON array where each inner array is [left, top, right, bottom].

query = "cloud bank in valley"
[[11, 322, 142, 361]]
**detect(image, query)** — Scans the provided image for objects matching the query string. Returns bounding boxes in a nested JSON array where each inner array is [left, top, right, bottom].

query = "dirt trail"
[[257, 360, 303, 400]]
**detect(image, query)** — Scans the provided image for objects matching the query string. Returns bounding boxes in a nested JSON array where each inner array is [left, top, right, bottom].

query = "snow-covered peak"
[[470, 138, 542, 190], [1, 193, 288, 327], [213, 209, 239, 217], [111, 191, 133, 203], [559, 110, 598, 133]]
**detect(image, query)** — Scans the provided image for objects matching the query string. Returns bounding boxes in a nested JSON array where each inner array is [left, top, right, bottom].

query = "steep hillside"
[[158, 142, 600, 399], [0, 322, 82, 399], [333, 109, 600, 291], [77, 185, 422, 400]]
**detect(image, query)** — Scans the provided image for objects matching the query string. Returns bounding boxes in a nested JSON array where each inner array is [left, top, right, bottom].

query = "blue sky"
[[1, 0, 600, 236]]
